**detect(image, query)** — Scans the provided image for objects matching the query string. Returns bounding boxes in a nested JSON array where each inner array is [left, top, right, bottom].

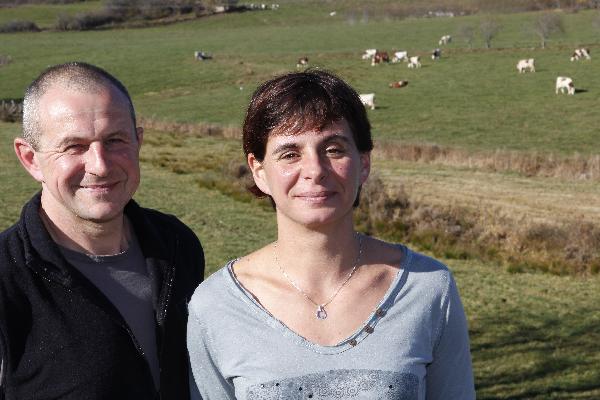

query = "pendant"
[[316, 305, 328, 320]]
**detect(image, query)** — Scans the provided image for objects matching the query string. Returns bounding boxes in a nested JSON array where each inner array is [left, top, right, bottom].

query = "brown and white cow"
[[296, 57, 309, 69], [371, 51, 390, 66], [556, 76, 575, 95], [389, 80, 409, 88], [570, 48, 591, 61]]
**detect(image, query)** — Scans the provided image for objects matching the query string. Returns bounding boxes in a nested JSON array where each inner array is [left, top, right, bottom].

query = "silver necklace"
[[274, 234, 363, 320]]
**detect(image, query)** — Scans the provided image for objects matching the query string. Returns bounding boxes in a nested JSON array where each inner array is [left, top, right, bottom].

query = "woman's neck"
[[273, 220, 362, 288]]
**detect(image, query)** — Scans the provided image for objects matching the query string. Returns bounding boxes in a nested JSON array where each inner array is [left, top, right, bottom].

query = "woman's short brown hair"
[[243, 69, 373, 197]]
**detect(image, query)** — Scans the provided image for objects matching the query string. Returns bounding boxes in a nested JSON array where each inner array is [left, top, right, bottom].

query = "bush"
[[0, 99, 23, 123], [56, 11, 123, 31], [0, 55, 12, 65], [0, 20, 40, 33]]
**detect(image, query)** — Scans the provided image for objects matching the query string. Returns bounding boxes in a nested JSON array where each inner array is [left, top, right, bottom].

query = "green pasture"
[[0, 1, 103, 28], [2, 3, 600, 397], [1, 122, 599, 399], [1, 3, 600, 154]]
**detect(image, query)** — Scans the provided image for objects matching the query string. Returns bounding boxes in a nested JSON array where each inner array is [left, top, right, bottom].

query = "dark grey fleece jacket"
[[0, 192, 204, 400]]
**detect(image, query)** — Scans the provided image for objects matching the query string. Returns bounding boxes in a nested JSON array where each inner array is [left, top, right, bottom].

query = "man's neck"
[[39, 207, 130, 256]]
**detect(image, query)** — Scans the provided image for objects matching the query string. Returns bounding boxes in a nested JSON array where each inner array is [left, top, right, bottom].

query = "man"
[[0, 62, 204, 399]]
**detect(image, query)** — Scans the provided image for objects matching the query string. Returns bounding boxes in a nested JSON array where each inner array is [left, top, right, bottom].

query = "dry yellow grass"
[[374, 157, 600, 225]]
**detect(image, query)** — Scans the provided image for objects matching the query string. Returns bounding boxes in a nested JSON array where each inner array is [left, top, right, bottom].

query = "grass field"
[[2, 1, 600, 397], [1, 122, 600, 399], [0, 0, 103, 28], [1, 3, 600, 154]]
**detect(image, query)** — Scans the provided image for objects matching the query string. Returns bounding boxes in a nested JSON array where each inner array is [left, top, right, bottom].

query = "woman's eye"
[[280, 152, 299, 160], [326, 147, 344, 155]]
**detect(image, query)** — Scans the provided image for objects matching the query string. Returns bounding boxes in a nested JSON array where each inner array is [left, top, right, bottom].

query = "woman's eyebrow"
[[270, 142, 299, 155], [322, 134, 352, 144]]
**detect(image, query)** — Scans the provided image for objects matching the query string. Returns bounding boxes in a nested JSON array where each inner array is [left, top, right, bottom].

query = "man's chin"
[[73, 204, 126, 224]]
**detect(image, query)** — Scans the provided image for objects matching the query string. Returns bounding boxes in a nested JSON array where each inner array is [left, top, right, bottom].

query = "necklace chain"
[[274, 233, 363, 320]]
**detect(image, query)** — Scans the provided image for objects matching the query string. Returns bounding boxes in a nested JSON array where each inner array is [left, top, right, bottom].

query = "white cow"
[[439, 35, 452, 45], [570, 48, 591, 61], [392, 51, 408, 63], [359, 93, 375, 110], [556, 76, 575, 95], [407, 56, 421, 69], [362, 49, 377, 60], [516, 58, 535, 73]]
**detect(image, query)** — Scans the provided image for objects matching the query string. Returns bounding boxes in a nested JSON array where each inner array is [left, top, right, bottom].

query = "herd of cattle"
[[355, 35, 453, 110], [195, 31, 591, 108], [516, 47, 591, 96], [350, 36, 592, 109]]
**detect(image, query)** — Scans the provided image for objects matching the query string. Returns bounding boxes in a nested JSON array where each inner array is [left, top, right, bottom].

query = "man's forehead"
[[39, 84, 130, 117]]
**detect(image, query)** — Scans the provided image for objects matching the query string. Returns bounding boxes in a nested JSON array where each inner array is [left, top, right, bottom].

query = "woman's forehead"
[[267, 119, 353, 145]]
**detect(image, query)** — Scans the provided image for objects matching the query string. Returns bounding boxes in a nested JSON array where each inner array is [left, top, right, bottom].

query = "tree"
[[480, 17, 501, 49], [531, 12, 565, 48], [457, 24, 475, 48]]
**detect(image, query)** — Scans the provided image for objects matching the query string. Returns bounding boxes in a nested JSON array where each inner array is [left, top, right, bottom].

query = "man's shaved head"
[[22, 61, 136, 150]]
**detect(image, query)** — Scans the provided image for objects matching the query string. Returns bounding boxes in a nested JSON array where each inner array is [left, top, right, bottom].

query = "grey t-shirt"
[[59, 235, 160, 389], [187, 245, 475, 400]]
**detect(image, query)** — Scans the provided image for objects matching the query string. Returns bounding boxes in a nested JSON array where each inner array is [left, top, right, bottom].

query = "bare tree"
[[457, 24, 475, 48], [480, 17, 501, 49], [531, 12, 565, 48]]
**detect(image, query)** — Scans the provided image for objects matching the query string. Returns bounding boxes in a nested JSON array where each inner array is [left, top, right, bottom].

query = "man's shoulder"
[[129, 203, 199, 243], [0, 222, 23, 264]]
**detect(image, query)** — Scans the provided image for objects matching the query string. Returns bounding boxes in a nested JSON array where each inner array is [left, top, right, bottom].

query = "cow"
[[359, 93, 375, 110], [362, 48, 377, 60], [407, 56, 421, 69], [570, 48, 591, 61], [371, 51, 390, 66], [296, 57, 308, 69], [516, 58, 535, 73], [439, 35, 452, 45], [431, 48, 442, 60], [194, 51, 212, 60], [555, 76, 575, 95], [392, 51, 408, 63], [389, 80, 409, 88]]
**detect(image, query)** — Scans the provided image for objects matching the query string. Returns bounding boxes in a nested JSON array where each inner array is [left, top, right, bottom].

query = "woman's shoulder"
[[366, 236, 450, 273], [367, 237, 453, 290], [188, 261, 236, 314]]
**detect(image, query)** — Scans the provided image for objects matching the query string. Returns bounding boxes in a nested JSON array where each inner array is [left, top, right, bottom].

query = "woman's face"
[[248, 119, 370, 229]]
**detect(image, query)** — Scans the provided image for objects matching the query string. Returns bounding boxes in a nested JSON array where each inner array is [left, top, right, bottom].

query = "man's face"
[[32, 84, 142, 224]]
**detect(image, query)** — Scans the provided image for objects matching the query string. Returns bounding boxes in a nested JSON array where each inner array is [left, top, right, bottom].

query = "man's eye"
[[63, 144, 86, 153], [106, 138, 126, 146]]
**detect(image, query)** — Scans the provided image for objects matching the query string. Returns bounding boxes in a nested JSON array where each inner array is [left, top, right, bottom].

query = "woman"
[[188, 70, 475, 399]]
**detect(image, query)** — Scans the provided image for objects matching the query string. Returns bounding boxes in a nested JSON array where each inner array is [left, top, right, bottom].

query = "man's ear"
[[14, 138, 44, 183], [247, 153, 271, 196]]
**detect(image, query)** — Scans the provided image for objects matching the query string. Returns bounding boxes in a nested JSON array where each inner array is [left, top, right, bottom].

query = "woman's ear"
[[248, 153, 272, 196], [359, 151, 371, 184]]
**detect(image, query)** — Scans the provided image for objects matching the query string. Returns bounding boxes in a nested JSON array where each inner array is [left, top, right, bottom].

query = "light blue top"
[[187, 245, 475, 400]]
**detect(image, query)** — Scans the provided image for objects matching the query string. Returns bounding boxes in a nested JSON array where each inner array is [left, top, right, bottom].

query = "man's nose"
[[84, 143, 110, 176]]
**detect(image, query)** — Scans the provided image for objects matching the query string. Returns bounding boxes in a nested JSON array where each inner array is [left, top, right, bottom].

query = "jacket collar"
[[18, 192, 172, 290]]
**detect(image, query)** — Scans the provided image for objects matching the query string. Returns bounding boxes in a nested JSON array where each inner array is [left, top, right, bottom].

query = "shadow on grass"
[[472, 308, 600, 399]]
